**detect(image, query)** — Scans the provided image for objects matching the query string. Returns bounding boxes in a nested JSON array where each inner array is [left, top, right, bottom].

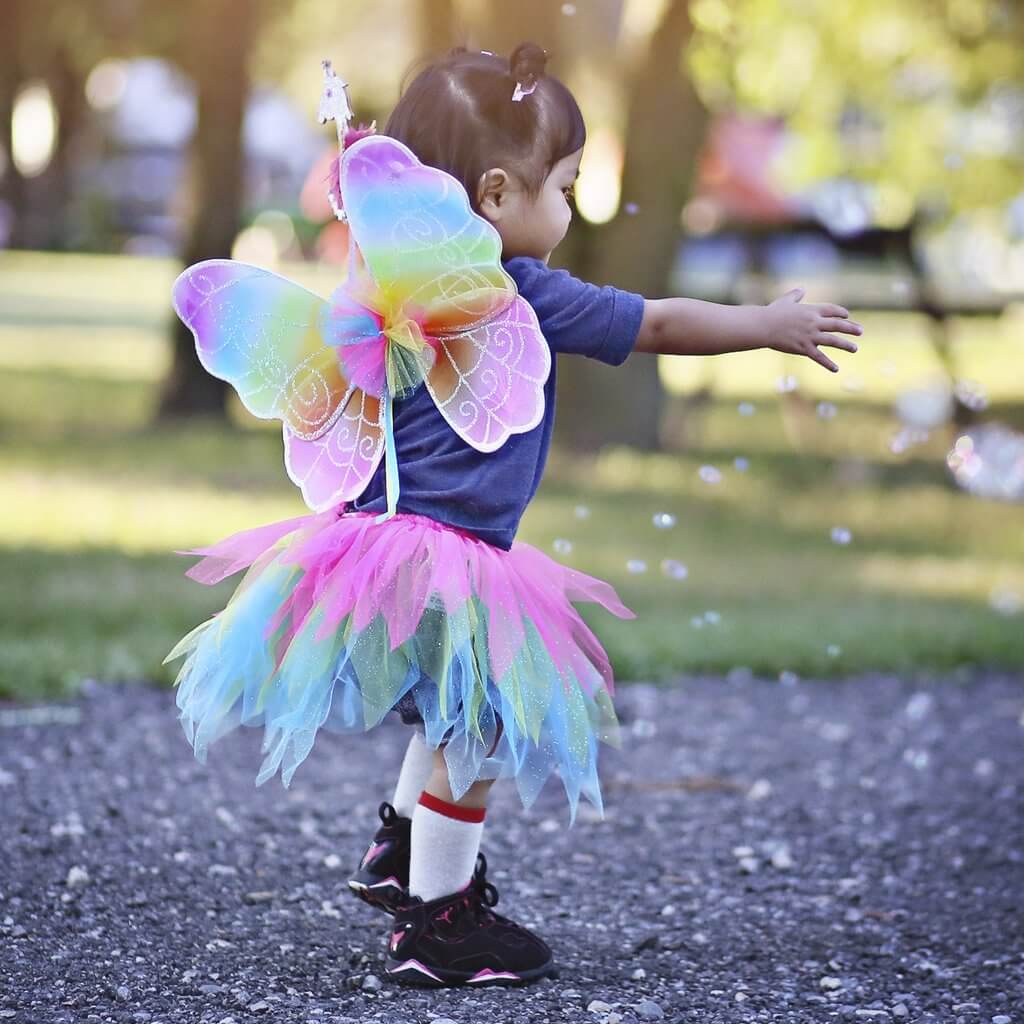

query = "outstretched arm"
[[634, 287, 863, 373]]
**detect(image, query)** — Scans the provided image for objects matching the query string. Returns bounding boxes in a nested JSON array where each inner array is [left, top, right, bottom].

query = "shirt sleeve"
[[505, 257, 646, 367]]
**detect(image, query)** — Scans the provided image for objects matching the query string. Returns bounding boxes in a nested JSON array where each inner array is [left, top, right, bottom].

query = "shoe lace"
[[432, 852, 500, 933]]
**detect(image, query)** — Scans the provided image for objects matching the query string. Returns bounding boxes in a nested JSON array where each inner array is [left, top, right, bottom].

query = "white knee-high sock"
[[390, 731, 435, 819], [408, 792, 485, 903]]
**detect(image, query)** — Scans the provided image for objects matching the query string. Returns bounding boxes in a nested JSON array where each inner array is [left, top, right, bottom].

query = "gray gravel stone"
[[0, 671, 1021, 1022]]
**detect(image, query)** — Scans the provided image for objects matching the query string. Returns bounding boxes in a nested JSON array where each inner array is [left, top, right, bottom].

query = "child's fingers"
[[806, 345, 840, 372], [817, 303, 850, 318], [818, 332, 859, 353], [819, 316, 862, 336]]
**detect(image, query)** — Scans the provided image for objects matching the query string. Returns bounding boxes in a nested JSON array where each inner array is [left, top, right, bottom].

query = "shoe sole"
[[385, 955, 556, 988], [348, 877, 404, 915]]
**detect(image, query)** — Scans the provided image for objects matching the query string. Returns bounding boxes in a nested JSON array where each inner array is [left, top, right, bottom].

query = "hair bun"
[[509, 42, 548, 89]]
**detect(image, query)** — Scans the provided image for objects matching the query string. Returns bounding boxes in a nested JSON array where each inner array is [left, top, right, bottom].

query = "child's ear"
[[476, 168, 510, 221]]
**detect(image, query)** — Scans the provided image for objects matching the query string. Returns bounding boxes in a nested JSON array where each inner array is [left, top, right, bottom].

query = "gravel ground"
[[1, 670, 1022, 1024]]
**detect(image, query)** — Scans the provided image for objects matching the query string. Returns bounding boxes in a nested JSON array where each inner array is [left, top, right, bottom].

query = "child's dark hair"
[[384, 42, 586, 209]]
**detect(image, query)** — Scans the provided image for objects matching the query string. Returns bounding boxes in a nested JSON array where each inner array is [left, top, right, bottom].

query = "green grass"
[[3, 251, 1023, 700]]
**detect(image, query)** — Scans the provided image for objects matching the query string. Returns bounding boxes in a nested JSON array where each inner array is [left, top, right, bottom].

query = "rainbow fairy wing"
[[173, 260, 349, 440], [282, 390, 385, 512], [173, 259, 384, 509], [424, 296, 551, 451], [340, 135, 515, 332], [340, 135, 552, 451]]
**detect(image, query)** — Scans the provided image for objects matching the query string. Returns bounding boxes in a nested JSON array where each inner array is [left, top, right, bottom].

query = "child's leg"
[[408, 746, 494, 901], [390, 729, 435, 817]]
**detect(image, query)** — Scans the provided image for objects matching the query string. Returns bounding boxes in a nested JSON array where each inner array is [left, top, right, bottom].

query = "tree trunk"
[[0, 0, 29, 249], [555, 0, 709, 453], [156, 0, 259, 420], [417, 0, 459, 55]]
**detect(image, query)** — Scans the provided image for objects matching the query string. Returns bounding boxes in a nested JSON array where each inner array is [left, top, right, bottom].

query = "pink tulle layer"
[[180, 507, 636, 695]]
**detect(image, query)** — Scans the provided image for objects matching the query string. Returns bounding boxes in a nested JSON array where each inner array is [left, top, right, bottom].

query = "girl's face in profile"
[[477, 148, 583, 263]]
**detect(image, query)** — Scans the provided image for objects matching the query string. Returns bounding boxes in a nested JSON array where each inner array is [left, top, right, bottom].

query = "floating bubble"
[[778, 670, 800, 686], [840, 376, 865, 393], [652, 512, 677, 529], [733, 457, 749, 472], [889, 425, 931, 454], [698, 465, 722, 484], [703, 610, 721, 625], [776, 375, 799, 393], [879, 361, 897, 378], [561, 2, 577, 14], [626, 559, 647, 574], [826, 644, 841, 658], [552, 538, 573, 555], [738, 401, 756, 417], [816, 401, 838, 420], [989, 587, 1022, 616], [952, 378, 990, 411], [624, 201, 639, 215], [660, 559, 689, 580], [690, 616, 705, 629], [896, 385, 952, 429], [830, 526, 852, 545], [573, 504, 591, 519], [890, 279, 912, 296], [946, 424, 1024, 502]]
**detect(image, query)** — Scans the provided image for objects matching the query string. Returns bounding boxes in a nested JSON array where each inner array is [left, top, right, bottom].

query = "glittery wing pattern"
[[423, 296, 550, 451], [340, 135, 552, 451], [172, 260, 384, 510], [282, 389, 385, 511], [341, 135, 515, 333]]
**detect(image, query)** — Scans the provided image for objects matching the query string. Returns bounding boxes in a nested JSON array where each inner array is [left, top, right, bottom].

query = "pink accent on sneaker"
[[390, 930, 405, 952], [361, 840, 390, 866], [388, 959, 444, 983], [468, 968, 522, 983]]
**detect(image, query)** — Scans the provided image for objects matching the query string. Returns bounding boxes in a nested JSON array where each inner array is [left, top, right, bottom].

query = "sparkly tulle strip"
[[164, 509, 636, 820]]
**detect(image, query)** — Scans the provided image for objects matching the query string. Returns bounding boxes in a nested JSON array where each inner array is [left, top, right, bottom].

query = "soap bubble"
[[690, 616, 705, 629], [826, 643, 842, 658], [896, 385, 952, 429], [703, 610, 721, 625], [624, 202, 639, 215], [733, 457, 749, 472], [953, 379, 989, 411], [776, 375, 799, 393], [778, 670, 800, 686], [561, 2, 577, 14], [652, 512, 677, 529], [573, 504, 591, 519], [660, 559, 689, 580], [830, 526, 852, 545], [698, 465, 722, 484], [626, 559, 648, 574], [816, 401, 837, 420], [946, 425, 1024, 502], [552, 538, 573, 555], [738, 401, 756, 417], [989, 587, 1022, 616]]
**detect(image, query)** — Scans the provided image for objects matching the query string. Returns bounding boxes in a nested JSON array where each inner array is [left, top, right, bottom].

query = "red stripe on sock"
[[418, 790, 486, 823]]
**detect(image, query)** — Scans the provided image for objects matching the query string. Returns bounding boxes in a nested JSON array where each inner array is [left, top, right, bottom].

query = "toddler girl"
[[167, 42, 862, 989]]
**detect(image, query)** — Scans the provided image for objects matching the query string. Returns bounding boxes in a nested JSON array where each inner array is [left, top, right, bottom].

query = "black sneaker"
[[348, 802, 411, 914], [385, 852, 554, 987]]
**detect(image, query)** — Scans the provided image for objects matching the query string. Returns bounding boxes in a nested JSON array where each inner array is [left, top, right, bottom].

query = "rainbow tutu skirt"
[[164, 507, 636, 819]]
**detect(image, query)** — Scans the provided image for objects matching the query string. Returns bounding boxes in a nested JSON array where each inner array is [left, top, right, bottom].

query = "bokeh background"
[[3, 0, 1023, 701]]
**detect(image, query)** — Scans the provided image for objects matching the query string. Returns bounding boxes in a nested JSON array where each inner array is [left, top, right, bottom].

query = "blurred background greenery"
[[2, 0, 1023, 700]]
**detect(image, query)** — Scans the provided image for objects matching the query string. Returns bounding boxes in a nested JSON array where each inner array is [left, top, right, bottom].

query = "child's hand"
[[764, 287, 862, 373]]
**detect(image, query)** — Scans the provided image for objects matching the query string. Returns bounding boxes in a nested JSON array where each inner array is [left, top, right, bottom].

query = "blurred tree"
[[157, 0, 262, 419], [688, 0, 1024, 422], [558, 0, 709, 452], [418, 0, 459, 56]]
